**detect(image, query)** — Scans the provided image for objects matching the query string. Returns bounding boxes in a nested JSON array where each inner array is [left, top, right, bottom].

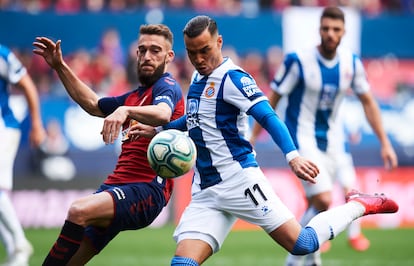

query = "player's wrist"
[[285, 150, 300, 163], [155, 126, 163, 134]]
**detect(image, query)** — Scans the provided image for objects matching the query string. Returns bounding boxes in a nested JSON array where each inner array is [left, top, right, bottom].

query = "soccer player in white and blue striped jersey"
[[135, 15, 399, 266], [250, 6, 398, 266], [0, 44, 45, 266]]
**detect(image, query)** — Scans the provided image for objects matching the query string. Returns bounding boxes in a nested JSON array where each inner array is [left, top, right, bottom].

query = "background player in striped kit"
[[250, 6, 398, 266], [33, 24, 185, 265], [130, 15, 398, 266], [0, 44, 45, 266]]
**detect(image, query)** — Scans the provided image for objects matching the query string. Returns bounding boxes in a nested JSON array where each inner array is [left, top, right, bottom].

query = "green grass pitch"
[[2, 225, 413, 265]]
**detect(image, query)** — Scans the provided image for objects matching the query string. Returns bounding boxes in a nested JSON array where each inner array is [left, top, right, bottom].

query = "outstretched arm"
[[250, 90, 282, 146], [249, 101, 319, 183], [33, 37, 104, 117], [100, 103, 173, 144], [127, 115, 188, 140], [358, 92, 398, 170]]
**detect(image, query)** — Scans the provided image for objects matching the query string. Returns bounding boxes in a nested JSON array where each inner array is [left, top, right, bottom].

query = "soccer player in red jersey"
[[33, 24, 185, 265]]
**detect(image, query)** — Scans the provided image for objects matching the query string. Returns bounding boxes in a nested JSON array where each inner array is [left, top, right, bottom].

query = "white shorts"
[[173, 167, 294, 253], [0, 127, 21, 190], [299, 147, 356, 198], [335, 151, 357, 189]]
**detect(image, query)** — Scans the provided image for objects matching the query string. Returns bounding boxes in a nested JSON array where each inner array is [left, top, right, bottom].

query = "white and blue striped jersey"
[[186, 58, 267, 192], [0, 45, 27, 129], [272, 47, 370, 154]]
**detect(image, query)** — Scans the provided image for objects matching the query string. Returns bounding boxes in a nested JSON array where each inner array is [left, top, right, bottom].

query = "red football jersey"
[[98, 73, 185, 200]]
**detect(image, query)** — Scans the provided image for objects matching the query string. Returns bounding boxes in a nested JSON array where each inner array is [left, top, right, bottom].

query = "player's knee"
[[67, 200, 89, 225], [171, 256, 199, 266], [310, 193, 332, 211], [291, 227, 319, 255]]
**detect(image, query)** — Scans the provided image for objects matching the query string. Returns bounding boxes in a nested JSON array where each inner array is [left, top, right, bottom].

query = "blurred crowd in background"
[[3, 0, 413, 102], [13, 27, 283, 102], [1, 0, 413, 16]]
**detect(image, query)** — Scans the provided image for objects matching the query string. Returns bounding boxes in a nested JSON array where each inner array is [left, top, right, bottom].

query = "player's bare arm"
[[16, 73, 46, 147], [33, 37, 104, 117], [101, 102, 172, 144], [358, 92, 398, 170], [288, 156, 319, 184]]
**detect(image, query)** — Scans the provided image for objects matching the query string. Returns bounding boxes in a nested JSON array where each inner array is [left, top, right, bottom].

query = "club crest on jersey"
[[240, 76, 260, 97], [205, 83, 215, 98]]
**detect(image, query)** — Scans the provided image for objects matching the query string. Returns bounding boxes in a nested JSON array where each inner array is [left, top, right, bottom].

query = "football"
[[147, 129, 197, 178]]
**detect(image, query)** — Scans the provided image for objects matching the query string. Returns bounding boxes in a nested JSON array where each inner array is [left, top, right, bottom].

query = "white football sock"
[[307, 201, 364, 244], [0, 191, 28, 250], [0, 221, 14, 257]]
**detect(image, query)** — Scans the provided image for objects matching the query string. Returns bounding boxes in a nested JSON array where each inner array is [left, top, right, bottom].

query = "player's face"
[[184, 28, 223, 76], [319, 17, 345, 56], [136, 34, 173, 86]]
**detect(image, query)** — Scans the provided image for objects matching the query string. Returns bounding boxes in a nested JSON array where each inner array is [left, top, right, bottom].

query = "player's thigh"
[[225, 167, 295, 234], [174, 191, 237, 253], [335, 153, 357, 190], [68, 191, 114, 226], [300, 149, 335, 198]]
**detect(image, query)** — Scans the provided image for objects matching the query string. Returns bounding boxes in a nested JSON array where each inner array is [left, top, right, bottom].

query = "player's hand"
[[101, 106, 129, 144], [29, 125, 46, 148], [288, 156, 319, 184], [128, 122, 157, 140], [381, 144, 398, 170], [32, 37, 64, 69]]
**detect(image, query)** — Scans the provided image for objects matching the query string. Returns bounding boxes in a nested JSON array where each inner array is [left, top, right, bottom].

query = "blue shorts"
[[84, 177, 168, 252]]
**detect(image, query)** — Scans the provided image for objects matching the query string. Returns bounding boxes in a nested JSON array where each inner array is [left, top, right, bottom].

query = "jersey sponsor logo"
[[319, 84, 338, 110], [240, 76, 260, 97], [186, 98, 199, 130], [121, 119, 138, 142], [205, 82, 215, 98]]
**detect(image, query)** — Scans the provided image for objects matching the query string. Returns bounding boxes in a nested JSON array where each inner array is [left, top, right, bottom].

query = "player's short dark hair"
[[140, 24, 173, 47], [183, 15, 218, 38], [321, 6, 345, 23]]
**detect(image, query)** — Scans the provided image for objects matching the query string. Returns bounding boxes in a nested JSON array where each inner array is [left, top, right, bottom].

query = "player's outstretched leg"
[[293, 191, 398, 266]]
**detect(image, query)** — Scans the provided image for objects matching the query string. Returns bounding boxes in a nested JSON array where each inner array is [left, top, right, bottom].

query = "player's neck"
[[317, 45, 336, 60]]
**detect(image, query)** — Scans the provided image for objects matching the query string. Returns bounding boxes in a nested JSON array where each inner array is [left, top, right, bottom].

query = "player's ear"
[[166, 50, 175, 64], [217, 35, 223, 49]]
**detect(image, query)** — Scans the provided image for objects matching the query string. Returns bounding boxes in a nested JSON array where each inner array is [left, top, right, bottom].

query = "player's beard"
[[321, 38, 339, 55], [137, 59, 166, 87]]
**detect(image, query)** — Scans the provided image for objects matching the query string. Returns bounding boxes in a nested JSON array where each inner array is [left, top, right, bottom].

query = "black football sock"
[[42, 220, 85, 266]]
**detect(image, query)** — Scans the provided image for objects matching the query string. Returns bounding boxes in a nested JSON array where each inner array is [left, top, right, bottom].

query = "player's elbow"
[[154, 105, 173, 125], [79, 99, 105, 117], [158, 116, 171, 126]]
